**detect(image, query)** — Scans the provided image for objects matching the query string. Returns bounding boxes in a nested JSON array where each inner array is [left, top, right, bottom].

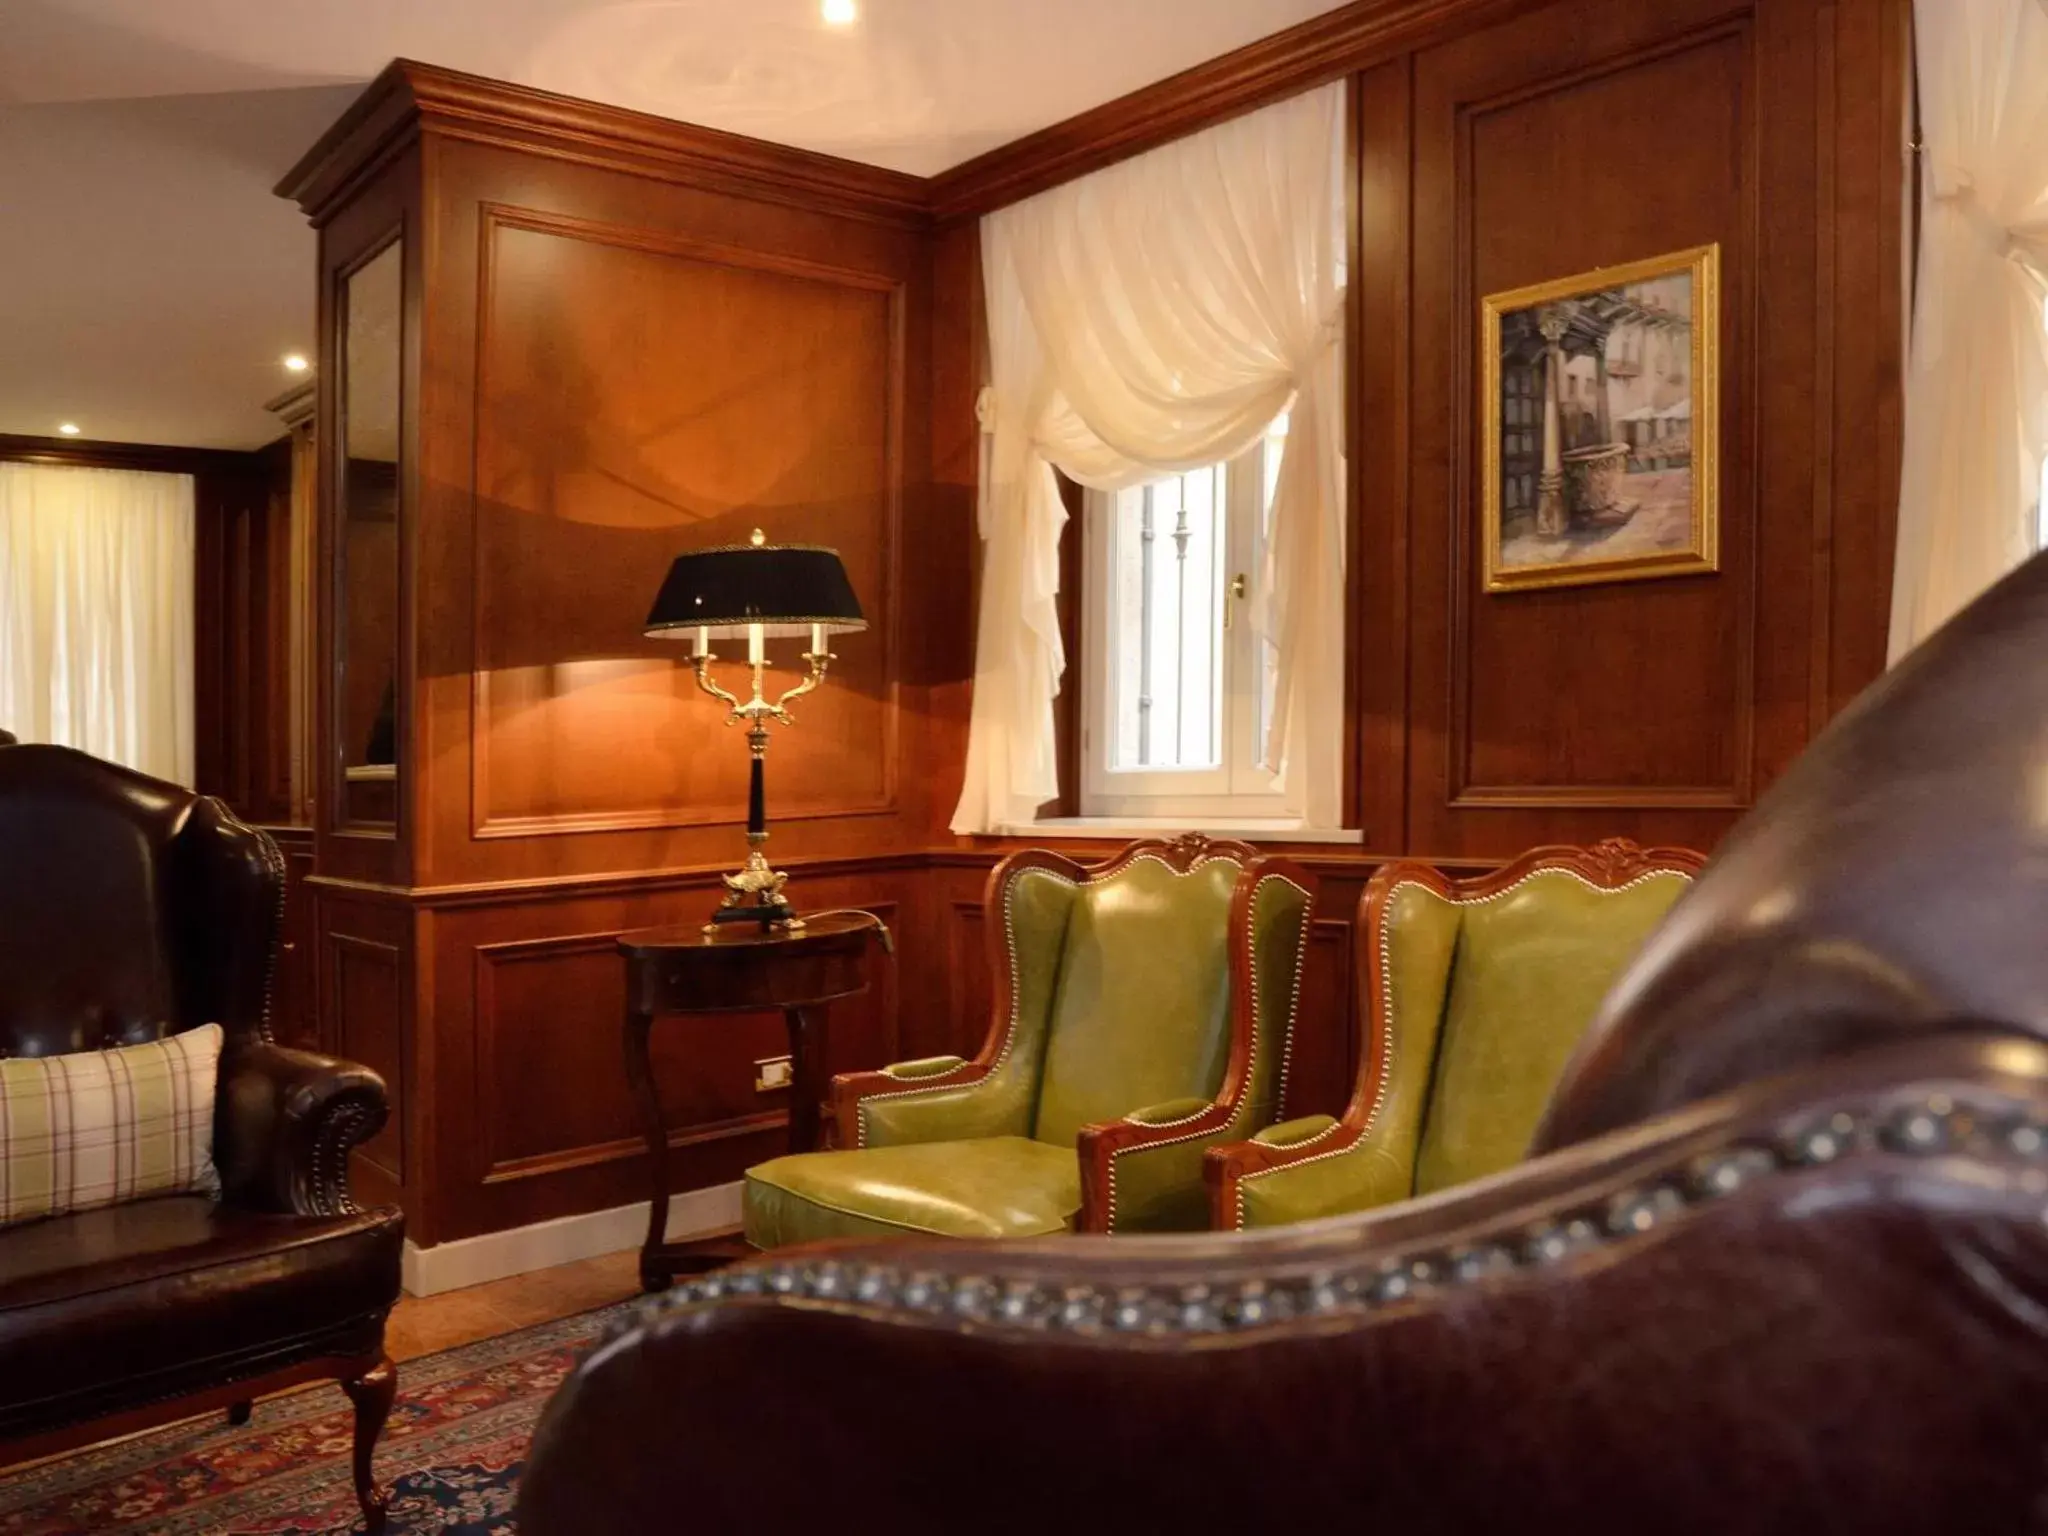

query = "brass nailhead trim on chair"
[[1102, 872, 1314, 1231], [630, 1090, 2034, 1343], [853, 867, 1080, 1148]]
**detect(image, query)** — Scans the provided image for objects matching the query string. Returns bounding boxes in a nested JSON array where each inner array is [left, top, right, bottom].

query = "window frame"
[[1076, 430, 1298, 823]]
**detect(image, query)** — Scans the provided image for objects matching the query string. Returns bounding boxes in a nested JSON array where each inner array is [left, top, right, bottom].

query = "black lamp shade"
[[644, 539, 866, 641]]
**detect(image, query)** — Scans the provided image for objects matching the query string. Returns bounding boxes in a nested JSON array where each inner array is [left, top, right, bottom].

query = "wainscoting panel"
[[315, 891, 413, 1210], [425, 872, 910, 1243]]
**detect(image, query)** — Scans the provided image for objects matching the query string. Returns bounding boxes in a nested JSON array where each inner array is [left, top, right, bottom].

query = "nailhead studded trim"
[[1234, 866, 1692, 1230], [308, 1099, 376, 1216], [206, 797, 289, 1043], [855, 866, 1080, 1147], [629, 1091, 2042, 1344], [1102, 873, 1315, 1230]]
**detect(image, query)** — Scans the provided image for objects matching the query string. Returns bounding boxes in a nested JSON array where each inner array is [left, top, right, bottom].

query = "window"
[[0, 461, 196, 785], [1079, 416, 1301, 822]]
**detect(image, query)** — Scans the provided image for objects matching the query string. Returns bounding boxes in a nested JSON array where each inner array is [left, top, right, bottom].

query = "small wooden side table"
[[618, 910, 884, 1292]]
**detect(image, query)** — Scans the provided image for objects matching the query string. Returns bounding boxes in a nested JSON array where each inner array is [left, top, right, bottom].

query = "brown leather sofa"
[[519, 549, 2048, 1536], [0, 747, 403, 1531]]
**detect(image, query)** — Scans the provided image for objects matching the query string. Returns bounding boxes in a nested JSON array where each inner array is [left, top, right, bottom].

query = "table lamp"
[[645, 529, 866, 932]]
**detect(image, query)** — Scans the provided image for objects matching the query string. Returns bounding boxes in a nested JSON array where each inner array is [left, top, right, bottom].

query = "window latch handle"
[[1225, 573, 1248, 629]]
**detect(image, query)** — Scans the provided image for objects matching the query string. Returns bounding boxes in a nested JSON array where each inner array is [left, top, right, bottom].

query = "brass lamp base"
[[705, 849, 804, 934]]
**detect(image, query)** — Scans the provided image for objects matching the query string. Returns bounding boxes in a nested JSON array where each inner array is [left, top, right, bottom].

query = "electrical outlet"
[[754, 1055, 793, 1093]]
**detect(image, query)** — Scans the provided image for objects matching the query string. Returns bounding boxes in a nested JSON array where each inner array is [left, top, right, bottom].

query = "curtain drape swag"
[[951, 83, 1348, 834]]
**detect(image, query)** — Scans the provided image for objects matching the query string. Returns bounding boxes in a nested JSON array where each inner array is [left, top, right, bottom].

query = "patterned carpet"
[[0, 1301, 637, 1535]]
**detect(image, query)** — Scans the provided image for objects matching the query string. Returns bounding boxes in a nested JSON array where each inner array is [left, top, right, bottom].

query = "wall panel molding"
[[464, 200, 906, 839], [323, 930, 407, 1187]]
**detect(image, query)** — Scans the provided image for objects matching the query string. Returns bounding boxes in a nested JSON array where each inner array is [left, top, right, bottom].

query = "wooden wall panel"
[[268, 825, 318, 1050], [1404, 0, 1827, 857], [315, 892, 413, 1212], [467, 208, 901, 837], [424, 871, 911, 1244], [409, 131, 928, 891], [1452, 25, 1755, 804], [1287, 918, 1359, 1121]]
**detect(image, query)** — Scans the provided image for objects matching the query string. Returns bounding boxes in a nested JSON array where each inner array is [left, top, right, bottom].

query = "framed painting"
[[1480, 243, 1720, 593]]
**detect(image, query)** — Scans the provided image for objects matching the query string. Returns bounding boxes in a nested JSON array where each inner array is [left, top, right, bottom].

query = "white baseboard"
[[401, 1182, 743, 1297]]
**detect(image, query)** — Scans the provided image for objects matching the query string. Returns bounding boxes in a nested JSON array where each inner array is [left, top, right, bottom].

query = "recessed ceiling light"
[[822, 0, 857, 25], [282, 353, 310, 373], [57, 423, 80, 436]]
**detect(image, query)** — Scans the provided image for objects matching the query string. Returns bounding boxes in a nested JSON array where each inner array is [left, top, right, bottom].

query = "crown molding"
[[0, 433, 268, 477], [264, 380, 317, 430], [278, 3, 1558, 233], [277, 59, 930, 229], [927, 0, 1543, 221]]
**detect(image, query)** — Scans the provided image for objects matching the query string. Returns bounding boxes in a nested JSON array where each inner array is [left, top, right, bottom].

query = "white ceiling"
[[0, 0, 1348, 450]]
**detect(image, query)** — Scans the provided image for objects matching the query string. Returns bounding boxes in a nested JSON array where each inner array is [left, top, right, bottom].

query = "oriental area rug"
[[0, 1301, 637, 1535]]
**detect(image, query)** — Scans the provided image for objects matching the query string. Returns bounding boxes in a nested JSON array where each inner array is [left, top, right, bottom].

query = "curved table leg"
[[623, 1007, 672, 1291], [784, 1004, 830, 1153]]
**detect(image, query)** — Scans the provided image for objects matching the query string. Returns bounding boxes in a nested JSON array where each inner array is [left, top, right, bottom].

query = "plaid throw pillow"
[[0, 1023, 222, 1228]]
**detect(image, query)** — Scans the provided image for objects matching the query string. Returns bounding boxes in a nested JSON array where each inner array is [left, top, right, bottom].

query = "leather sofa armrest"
[[216, 1039, 390, 1217], [830, 1058, 994, 1149], [519, 1032, 2048, 1536]]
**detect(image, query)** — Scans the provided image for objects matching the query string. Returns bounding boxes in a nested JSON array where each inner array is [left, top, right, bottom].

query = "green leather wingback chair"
[[1207, 839, 1700, 1230], [743, 836, 1315, 1248]]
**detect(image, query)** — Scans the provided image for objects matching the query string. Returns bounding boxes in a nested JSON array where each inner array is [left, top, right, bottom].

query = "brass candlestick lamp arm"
[[691, 654, 743, 720], [773, 647, 834, 718]]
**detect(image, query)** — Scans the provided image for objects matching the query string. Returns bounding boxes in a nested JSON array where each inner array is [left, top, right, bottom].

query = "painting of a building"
[[1483, 244, 1719, 591]]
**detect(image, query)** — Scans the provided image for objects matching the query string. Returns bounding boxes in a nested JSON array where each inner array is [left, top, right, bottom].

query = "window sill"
[[997, 817, 1364, 846]]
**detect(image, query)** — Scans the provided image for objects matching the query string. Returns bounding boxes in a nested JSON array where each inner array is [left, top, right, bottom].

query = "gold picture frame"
[[1480, 243, 1720, 593]]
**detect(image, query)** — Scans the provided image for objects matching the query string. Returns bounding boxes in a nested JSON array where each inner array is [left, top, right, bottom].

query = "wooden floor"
[[386, 1248, 644, 1362]]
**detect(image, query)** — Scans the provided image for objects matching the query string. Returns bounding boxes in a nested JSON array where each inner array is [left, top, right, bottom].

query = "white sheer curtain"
[[951, 82, 1347, 834], [0, 462, 196, 784], [1888, 0, 2048, 661]]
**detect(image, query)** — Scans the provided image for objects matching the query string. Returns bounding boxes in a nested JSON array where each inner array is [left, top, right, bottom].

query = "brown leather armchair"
[[519, 554, 2048, 1534], [0, 746, 403, 1531]]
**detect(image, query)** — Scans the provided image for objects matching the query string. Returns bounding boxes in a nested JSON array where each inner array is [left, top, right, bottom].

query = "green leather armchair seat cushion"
[[742, 1136, 1082, 1248]]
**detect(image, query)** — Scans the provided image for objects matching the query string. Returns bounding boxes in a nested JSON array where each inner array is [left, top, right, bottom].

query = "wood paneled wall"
[[276, 0, 1907, 1245], [923, 0, 1909, 1117]]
